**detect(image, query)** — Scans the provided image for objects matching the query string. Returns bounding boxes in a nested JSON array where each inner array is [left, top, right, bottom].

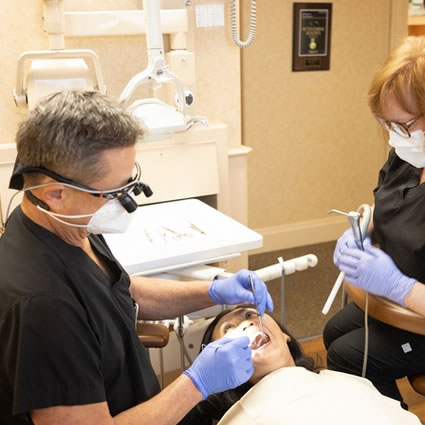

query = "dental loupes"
[[249, 274, 265, 337]]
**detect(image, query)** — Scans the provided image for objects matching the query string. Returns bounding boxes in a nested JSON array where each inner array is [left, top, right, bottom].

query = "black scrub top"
[[373, 149, 425, 283], [0, 207, 160, 424]]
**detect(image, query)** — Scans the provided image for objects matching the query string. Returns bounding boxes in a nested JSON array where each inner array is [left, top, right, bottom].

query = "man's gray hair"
[[16, 90, 145, 185]]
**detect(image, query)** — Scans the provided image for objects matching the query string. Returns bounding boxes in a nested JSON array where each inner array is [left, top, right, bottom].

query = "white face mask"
[[37, 197, 136, 234], [389, 130, 425, 168], [87, 197, 136, 234]]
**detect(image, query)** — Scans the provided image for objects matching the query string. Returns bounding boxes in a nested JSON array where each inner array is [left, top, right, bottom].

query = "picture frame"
[[292, 3, 332, 72]]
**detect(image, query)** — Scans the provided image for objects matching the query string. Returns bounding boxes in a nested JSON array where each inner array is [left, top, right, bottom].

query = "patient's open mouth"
[[249, 332, 270, 350]]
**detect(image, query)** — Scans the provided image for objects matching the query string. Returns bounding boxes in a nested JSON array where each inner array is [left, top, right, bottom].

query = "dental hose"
[[230, 0, 256, 48], [327, 205, 371, 378], [362, 293, 369, 378], [356, 206, 370, 378]]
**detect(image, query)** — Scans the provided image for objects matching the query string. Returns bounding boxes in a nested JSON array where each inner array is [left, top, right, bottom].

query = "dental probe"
[[249, 274, 265, 336]]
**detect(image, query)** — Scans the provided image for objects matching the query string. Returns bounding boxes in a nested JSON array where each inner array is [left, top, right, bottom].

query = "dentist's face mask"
[[389, 129, 425, 168], [35, 195, 139, 234], [87, 197, 136, 234]]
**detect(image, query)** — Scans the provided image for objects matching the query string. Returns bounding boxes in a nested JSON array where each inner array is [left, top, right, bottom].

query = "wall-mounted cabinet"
[[408, 15, 425, 35]]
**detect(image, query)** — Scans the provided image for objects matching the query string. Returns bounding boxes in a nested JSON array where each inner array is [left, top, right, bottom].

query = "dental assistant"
[[324, 36, 425, 408], [0, 90, 273, 425]]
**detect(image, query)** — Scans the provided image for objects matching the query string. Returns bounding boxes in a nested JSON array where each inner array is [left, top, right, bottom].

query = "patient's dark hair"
[[185, 306, 318, 425]]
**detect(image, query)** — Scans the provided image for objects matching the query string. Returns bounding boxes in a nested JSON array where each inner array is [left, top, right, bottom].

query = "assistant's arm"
[[404, 282, 425, 316], [334, 232, 425, 316]]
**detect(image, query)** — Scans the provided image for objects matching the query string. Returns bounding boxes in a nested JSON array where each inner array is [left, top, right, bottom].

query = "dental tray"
[[104, 198, 262, 275]]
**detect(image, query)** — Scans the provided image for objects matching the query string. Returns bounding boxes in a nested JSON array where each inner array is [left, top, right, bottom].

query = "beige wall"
[[240, 0, 407, 251], [0, 1, 408, 253]]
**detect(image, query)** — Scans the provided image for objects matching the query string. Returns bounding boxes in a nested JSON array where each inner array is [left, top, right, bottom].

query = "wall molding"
[[251, 215, 349, 254], [0, 143, 17, 165], [389, 0, 408, 52]]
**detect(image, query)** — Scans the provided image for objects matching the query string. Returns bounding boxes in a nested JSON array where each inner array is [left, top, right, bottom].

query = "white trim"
[[389, 0, 408, 52], [0, 143, 17, 165], [63, 10, 188, 38], [228, 145, 252, 157], [0, 143, 20, 221], [250, 215, 348, 254]]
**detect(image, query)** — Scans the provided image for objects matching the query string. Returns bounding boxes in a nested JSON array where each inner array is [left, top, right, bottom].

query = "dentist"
[[324, 36, 425, 409], [0, 90, 273, 425]]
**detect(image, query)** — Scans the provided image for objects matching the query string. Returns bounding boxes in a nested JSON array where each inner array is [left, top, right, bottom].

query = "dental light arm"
[[118, 0, 183, 107], [118, 0, 186, 114], [119, 0, 207, 139]]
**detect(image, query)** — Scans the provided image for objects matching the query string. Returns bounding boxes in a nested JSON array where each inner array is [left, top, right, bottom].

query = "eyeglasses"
[[376, 115, 422, 138], [9, 161, 153, 213]]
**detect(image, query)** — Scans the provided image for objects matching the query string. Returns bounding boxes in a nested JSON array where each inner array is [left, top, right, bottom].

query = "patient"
[[182, 306, 421, 425]]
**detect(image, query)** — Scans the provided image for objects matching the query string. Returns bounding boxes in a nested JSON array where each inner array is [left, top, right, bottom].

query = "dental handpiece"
[[347, 213, 364, 251], [249, 274, 265, 336], [322, 208, 366, 315], [328, 209, 364, 250]]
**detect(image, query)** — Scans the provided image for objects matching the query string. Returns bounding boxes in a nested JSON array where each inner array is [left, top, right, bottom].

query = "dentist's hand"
[[183, 336, 253, 399], [208, 270, 273, 315], [334, 237, 416, 307]]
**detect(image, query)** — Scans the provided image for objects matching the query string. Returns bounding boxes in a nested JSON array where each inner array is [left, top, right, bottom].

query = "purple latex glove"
[[209, 269, 273, 315], [333, 228, 364, 266], [335, 237, 416, 306], [183, 336, 253, 399]]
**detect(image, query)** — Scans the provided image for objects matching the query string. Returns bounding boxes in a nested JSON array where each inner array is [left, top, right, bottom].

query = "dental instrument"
[[322, 206, 369, 315], [328, 209, 364, 249], [249, 274, 265, 337], [323, 205, 372, 377], [174, 254, 318, 327]]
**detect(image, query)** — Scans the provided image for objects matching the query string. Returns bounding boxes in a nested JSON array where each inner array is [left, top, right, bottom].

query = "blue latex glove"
[[209, 269, 273, 315], [183, 336, 253, 399], [334, 237, 416, 307]]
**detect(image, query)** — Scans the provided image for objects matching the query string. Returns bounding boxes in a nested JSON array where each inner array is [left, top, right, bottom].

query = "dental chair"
[[137, 321, 169, 348], [344, 282, 425, 396], [137, 321, 170, 388]]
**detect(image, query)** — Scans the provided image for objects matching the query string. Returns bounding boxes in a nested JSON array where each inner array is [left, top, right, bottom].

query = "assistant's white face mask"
[[38, 197, 136, 234], [389, 130, 425, 168]]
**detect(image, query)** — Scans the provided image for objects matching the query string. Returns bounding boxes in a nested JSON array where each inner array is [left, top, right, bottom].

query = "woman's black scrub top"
[[373, 149, 425, 283]]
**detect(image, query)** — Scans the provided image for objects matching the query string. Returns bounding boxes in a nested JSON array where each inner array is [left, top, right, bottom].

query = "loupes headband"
[[9, 160, 153, 213]]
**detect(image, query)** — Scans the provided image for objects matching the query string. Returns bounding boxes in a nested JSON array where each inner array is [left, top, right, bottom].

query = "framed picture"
[[292, 3, 332, 71]]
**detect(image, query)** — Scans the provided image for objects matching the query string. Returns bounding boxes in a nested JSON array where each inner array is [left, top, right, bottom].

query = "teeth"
[[250, 332, 270, 350]]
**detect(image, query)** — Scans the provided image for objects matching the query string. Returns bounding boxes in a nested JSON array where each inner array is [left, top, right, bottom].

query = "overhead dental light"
[[13, 0, 106, 110], [119, 0, 207, 141]]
